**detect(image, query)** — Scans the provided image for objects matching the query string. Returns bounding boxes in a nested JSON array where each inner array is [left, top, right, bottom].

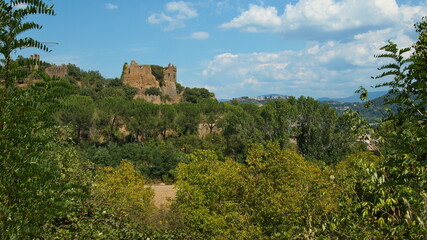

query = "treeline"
[[1, 2, 426, 239], [53, 70, 367, 181]]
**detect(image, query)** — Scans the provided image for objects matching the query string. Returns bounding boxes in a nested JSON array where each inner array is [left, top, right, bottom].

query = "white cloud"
[[238, 77, 265, 87], [203, 85, 218, 91], [12, 3, 27, 9], [201, 25, 416, 99], [220, 4, 282, 32], [42, 55, 80, 66], [147, 1, 198, 31], [189, 31, 210, 40], [220, 0, 427, 38], [166, 1, 197, 19], [105, 3, 118, 10]]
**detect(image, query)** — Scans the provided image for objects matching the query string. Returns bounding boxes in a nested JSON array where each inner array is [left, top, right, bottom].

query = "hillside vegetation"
[[0, 2, 426, 239]]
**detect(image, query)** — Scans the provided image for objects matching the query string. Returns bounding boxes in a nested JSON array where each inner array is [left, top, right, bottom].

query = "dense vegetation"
[[1, 1, 426, 239]]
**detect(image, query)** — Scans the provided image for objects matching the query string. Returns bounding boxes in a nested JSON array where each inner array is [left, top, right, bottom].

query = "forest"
[[0, 1, 426, 239]]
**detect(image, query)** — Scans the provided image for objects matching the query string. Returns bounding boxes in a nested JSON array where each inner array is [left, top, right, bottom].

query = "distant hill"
[[231, 94, 289, 106], [317, 91, 388, 103], [227, 91, 393, 123], [259, 94, 287, 97]]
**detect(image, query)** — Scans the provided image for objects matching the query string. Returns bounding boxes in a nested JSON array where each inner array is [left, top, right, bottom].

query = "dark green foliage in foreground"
[[354, 17, 427, 238], [1, 2, 425, 238]]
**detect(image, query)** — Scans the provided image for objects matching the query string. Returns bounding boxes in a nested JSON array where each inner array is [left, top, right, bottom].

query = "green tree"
[[0, 1, 84, 238], [175, 102, 201, 135], [126, 100, 159, 142], [97, 97, 129, 142], [92, 159, 154, 222], [259, 100, 297, 147], [183, 87, 214, 103], [296, 96, 354, 164], [199, 98, 222, 134], [174, 143, 339, 239], [0, 0, 54, 90], [144, 86, 162, 96], [220, 104, 263, 160], [158, 104, 176, 139], [59, 94, 95, 143], [355, 17, 427, 238], [151, 65, 165, 86]]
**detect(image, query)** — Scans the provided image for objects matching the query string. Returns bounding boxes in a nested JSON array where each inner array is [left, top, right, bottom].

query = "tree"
[[199, 98, 222, 134], [97, 97, 129, 142], [0, 1, 80, 238], [183, 87, 214, 103], [356, 17, 427, 238], [174, 143, 338, 239], [0, 0, 54, 90], [220, 104, 263, 160], [59, 95, 95, 143], [296, 96, 357, 164], [144, 86, 162, 96], [259, 100, 297, 147], [47, 159, 155, 239], [92, 159, 154, 222], [158, 104, 176, 139], [151, 65, 165, 86], [175, 102, 201, 135], [126, 100, 159, 142]]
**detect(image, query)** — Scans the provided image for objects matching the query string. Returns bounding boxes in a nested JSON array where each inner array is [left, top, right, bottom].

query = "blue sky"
[[18, 0, 427, 99]]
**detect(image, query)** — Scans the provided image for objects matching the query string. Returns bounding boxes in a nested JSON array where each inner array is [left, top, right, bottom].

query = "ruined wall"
[[122, 60, 181, 104], [45, 65, 68, 78]]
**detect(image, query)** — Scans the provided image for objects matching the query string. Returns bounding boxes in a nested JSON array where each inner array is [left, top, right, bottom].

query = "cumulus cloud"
[[238, 77, 265, 87], [201, 25, 416, 99], [148, 1, 198, 31], [12, 3, 27, 9], [220, 0, 427, 38], [220, 4, 282, 32], [189, 31, 210, 40], [105, 3, 118, 10]]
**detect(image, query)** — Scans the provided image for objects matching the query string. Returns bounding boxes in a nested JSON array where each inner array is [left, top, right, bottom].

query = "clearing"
[[151, 184, 176, 208]]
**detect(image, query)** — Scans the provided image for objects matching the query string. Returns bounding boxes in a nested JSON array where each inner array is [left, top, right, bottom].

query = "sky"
[[18, 0, 427, 99]]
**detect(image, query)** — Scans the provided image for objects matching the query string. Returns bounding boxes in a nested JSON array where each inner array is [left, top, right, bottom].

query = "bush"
[[145, 87, 162, 96], [151, 65, 165, 86]]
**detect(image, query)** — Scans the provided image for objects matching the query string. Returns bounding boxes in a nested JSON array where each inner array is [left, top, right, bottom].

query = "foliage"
[[175, 102, 201, 135], [0, 0, 54, 89], [0, 86, 93, 238], [45, 159, 157, 240], [175, 82, 184, 94], [296, 96, 363, 164], [183, 87, 214, 103], [126, 100, 159, 142], [92, 159, 154, 222], [144, 86, 162, 96], [174, 143, 339, 239], [59, 94, 95, 142], [81, 142, 183, 182], [199, 98, 223, 134], [356, 17, 427, 238], [97, 97, 129, 142], [158, 104, 176, 140], [151, 65, 165, 86], [331, 152, 382, 238]]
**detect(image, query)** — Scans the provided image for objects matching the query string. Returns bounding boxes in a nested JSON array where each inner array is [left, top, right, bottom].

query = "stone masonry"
[[122, 60, 181, 104]]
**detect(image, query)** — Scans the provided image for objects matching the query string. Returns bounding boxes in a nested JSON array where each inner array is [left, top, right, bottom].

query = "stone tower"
[[122, 60, 181, 104]]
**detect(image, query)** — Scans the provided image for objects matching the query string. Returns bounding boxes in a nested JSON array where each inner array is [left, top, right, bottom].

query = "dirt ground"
[[151, 184, 176, 208]]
